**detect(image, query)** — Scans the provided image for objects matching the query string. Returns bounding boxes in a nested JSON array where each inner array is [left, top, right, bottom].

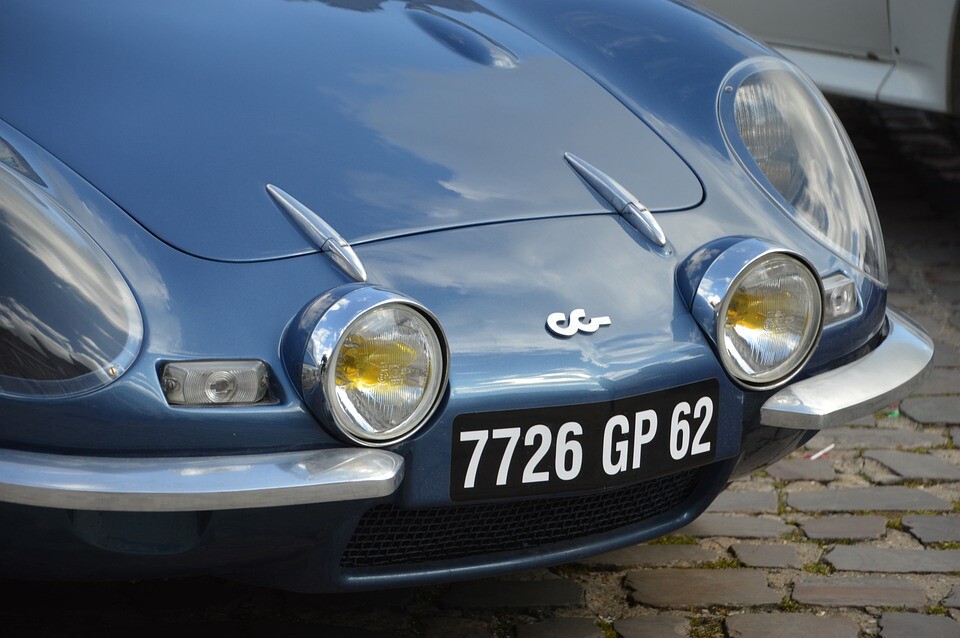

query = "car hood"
[[0, 0, 702, 262]]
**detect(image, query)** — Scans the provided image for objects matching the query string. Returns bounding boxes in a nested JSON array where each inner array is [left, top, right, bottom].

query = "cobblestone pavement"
[[4, 103, 960, 637]]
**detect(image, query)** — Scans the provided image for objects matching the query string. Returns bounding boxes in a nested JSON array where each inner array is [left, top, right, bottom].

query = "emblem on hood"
[[546, 309, 612, 338]]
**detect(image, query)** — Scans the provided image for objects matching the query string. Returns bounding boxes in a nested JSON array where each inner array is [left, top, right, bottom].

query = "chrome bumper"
[[0, 448, 402, 511], [0, 310, 930, 511], [761, 309, 934, 429]]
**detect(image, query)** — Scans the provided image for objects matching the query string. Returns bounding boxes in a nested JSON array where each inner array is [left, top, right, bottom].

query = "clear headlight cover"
[[326, 303, 444, 444], [0, 161, 142, 398], [721, 59, 887, 285], [720, 253, 822, 385]]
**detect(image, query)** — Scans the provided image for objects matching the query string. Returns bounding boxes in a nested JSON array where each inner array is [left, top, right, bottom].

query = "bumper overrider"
[[0, 309, 932, 514]]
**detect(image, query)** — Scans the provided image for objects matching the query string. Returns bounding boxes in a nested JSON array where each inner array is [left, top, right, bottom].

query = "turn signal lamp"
[[161, 361, 269, 405]]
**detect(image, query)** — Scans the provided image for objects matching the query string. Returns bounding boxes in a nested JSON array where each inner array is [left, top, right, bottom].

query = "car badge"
[[546, 309, 612, 338]]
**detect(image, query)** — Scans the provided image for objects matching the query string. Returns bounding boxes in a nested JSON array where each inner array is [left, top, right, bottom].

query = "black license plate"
[[451, 379, 719, 501]]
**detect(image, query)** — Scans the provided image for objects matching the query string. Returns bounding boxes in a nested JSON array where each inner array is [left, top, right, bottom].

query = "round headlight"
[[720, 58, 887, 285], [327, 303, 445, 444], [291, 287, 449, 446], [718, 253, 822, 386], [691, 239, 824, 389]]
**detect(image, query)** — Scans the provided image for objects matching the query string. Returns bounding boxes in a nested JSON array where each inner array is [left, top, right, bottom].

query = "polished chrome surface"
[[691, 238, 823, 390], [266, 185, 367, 282], [622, 202, 669, 248], [545, 308, 612, 338], [302, 286, 449, 448], [761, 309, 934, 429], [563, 153, 667, 247], [0, 447, 403, 511]]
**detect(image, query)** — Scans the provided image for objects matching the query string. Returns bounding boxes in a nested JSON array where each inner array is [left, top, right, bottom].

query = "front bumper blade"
[[0, 448, 403, 511], [760, 308, 934, 429]]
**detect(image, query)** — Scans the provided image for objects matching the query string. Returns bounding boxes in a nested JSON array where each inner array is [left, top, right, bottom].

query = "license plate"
[[450, 379, 719, 501]]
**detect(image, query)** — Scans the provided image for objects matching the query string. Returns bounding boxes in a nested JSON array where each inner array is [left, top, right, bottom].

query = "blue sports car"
[[0, 0, 933, 591]]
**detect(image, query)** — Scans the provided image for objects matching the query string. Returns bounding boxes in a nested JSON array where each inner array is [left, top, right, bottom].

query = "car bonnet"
[[0, 0, 702, 262]]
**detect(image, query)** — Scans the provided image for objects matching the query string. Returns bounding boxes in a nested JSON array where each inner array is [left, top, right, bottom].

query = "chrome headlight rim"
[[718, 56, 887, 287], [302, 286, 449, 448], [693, 238, 824, 390]]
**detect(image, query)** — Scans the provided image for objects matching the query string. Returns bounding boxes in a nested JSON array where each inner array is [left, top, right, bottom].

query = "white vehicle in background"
[[696, 0, 960, 115]]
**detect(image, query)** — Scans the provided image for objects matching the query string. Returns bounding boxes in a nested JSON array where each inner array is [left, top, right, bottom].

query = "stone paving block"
[[766, 459, 836, 482], [441, 579, 584, 610], [786, 486, 953, 512], [888, 291, 927, 309], [678, 514, 793, 538], [879, 612, 960, 638], [726, 613, 860, 638], [423, 618, 494, 638], [579, 544, 720, 568], [614, 616, 689, 637], [792, 576, 927, 608], [625, 569, 780, 607], [934, 281, 960, 302], [730, 543, 803, 569], [824, 547, 960, 573], [902, 514, 960, 543], [516, 618, 601, 638], [901, 396, 960, 425], [952, 428, 960, 447], [707, 490, 778, 513], [864, 450, 960, 481], [934, 343, 960, 368], [925, 264, 960, 285], [915, 368, 960, 395], [801, 515, 888, 540], [944, 586, 960, 608], [803, 428, 945, 450]]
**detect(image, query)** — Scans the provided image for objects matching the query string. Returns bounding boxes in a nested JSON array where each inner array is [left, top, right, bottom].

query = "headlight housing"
[[693, 239, 823, 389], [294, 287, 449, 446], [0, 160, 142, 398], [720, 58, 887, 285]]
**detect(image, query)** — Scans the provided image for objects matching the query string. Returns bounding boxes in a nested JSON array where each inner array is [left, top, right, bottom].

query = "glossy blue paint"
[[0, 0, 703, 262], [0, 0, 903, 590]]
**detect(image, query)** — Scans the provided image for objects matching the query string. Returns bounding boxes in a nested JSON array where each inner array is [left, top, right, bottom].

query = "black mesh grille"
[[341, 468, 700, 569]]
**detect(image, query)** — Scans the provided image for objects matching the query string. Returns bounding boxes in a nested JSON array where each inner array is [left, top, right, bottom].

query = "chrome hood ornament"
[[564, 153, 668, 247], [267, 184, 367, 282]]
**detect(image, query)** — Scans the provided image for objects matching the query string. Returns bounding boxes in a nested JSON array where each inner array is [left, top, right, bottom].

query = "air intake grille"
[[341, 468, 700, 568]]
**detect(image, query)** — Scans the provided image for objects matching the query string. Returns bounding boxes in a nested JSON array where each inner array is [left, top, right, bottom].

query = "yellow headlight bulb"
[[336, 335, 419, 390], [725, 290, 805, 334]]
